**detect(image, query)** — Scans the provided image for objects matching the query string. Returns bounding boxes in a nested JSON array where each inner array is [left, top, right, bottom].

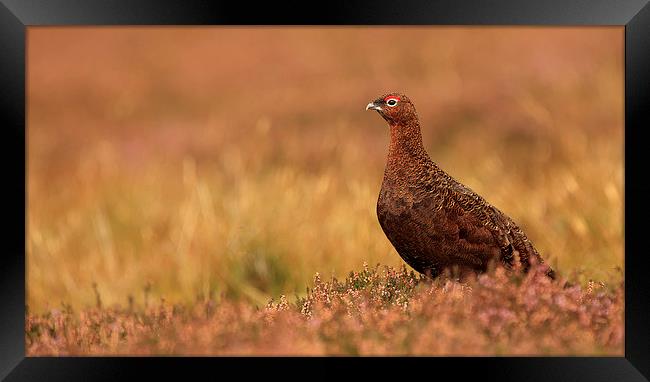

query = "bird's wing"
[[410, 195, 498, 269], [443, 175, 544, 270]]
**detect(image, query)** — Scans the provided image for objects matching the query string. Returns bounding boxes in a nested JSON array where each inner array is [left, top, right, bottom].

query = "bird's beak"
[[366, 102, 382, 111]]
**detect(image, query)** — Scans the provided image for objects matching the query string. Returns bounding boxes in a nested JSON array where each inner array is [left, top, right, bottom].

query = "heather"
[[26, 264, 623, 355]]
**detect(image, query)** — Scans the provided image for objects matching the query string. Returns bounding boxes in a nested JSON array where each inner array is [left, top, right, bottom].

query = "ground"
[[26, 264, 623, 355]]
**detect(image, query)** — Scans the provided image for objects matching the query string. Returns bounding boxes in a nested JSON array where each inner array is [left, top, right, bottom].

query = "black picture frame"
[[1, 0, 648, 380]]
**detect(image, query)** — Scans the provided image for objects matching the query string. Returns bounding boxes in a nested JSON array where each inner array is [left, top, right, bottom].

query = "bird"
[[366, 92, 555, 280]]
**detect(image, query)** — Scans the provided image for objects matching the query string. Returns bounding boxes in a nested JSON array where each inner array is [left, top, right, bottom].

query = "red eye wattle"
[[384, 97, 400, 107]]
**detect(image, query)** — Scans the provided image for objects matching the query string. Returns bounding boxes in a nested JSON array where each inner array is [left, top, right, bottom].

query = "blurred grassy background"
[[27, 27, 623, 313]]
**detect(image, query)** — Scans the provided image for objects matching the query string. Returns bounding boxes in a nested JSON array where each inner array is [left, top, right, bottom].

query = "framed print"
[[1, 0, 649, 380]]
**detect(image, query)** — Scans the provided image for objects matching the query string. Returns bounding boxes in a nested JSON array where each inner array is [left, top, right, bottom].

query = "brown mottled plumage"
[[366, 92, 555, 279]]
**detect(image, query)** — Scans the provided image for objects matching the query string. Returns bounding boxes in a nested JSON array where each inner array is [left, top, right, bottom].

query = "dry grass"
[[26, 27, 623, 355]]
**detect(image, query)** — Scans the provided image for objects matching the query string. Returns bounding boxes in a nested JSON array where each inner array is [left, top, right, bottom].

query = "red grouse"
[[366, 92, 555, 279]]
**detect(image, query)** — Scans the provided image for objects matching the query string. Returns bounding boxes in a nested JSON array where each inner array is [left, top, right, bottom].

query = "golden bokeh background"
[[27, 27, 623, 312]]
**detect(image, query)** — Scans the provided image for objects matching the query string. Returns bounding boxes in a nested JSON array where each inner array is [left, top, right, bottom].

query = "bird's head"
[[365, 92, 417, 125]]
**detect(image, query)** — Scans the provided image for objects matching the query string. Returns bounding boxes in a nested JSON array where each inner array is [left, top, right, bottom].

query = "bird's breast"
[[378, 181, 413, 215]]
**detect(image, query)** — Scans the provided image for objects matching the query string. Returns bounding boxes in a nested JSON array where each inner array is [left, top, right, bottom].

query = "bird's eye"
[[386, 98, 399, 107]]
